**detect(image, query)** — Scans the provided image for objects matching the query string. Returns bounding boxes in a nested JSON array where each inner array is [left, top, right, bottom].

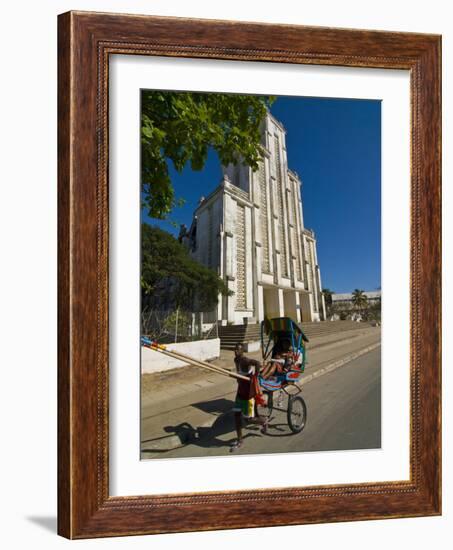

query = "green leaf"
[[141, 90, 274, 219]]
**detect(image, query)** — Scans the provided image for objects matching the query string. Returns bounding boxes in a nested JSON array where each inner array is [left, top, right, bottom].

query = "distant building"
[[180, 112, 326, 326], [331, 291, 381, 309]]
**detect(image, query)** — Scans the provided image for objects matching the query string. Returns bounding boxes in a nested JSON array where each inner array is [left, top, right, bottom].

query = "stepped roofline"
[[265, 110, 287, 134]]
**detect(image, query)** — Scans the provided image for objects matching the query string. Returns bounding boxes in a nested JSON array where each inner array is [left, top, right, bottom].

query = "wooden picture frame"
[[58, 10, 441, 539]]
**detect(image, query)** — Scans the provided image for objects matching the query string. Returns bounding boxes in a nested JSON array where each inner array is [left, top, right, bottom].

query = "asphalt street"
[[153, 346, 381, 458]]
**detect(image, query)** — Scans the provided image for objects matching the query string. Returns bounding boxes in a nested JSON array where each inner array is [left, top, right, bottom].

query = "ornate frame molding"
[[58, 11, 441, 538]]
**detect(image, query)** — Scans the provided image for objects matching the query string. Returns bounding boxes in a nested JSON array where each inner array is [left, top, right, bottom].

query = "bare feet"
[[230, 439, 243, 452]]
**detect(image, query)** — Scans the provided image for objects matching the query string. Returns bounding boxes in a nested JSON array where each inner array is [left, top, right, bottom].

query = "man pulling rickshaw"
[[141, 316, 308, 453], [230, 343, 268, 452], [229, 317, 309, 451]]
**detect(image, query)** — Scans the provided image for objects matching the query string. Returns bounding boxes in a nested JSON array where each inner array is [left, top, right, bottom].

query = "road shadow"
[[141, 422, 197, 449], [194, 413, 262, 449], [141, 397, 301, 454], [163, 421, 198, 441], [259, 407, 299, 438], [142, 412, 264, 453], [263, 421, 296, 437], [191, 398, 232, 415]]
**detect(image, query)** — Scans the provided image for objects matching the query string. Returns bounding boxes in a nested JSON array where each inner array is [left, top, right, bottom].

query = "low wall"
[[141, 338, 221, 374], [244, 340, 261, 352]]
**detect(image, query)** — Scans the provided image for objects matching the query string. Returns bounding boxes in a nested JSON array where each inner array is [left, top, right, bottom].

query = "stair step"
[[219, 321, 374, 349]]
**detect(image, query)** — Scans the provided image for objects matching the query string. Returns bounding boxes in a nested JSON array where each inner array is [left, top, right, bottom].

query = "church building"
[[180, 111, 326, 326]]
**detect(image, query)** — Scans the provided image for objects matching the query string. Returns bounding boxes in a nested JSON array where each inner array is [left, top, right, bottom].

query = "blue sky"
[[142, 95, 381, 294]]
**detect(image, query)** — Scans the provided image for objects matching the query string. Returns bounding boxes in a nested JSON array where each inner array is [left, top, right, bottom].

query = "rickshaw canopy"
[[264, 317, 303, 339], [261, 317, 307, 362]]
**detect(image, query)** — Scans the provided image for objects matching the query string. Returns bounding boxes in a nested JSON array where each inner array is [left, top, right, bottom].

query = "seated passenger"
[[260, 352, 285, 379], [272, 338, 291, 357]]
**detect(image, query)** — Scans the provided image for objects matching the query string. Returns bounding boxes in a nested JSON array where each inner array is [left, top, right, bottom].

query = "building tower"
[[181, 112, 326, 326]]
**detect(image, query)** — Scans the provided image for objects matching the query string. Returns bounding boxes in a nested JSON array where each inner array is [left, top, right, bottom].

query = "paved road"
[[156, 346, 381, 458]]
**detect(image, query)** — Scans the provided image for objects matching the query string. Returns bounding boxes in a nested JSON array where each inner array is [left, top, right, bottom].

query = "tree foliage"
[[322, 288, 333, 307], [351, 289, 368, 310], [322, 288, 334, 316], [141, 91, 274, 219], [141, 223, 231, 311]]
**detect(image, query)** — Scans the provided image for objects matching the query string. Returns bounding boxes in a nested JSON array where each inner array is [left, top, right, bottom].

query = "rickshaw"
[[257, 317, 308, 434]]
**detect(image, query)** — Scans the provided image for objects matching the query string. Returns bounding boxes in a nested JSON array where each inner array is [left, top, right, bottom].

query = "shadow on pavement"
[[191, 397, 233, 415], [142, 403, 299, 455], [142, 412, 264, 453]]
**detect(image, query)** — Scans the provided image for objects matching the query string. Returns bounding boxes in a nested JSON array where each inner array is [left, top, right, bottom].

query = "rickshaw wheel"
[[287, 395, 307, 433], [257, 391, 273, 419]]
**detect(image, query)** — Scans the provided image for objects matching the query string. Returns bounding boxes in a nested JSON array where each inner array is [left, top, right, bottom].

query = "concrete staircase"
[[299, 320, 374, 340], [218, 320, 374, 350], [218, 324, 262, 350]]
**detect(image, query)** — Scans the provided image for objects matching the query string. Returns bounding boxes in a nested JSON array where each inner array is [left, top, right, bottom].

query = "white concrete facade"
[[181, 112, 326, 325]]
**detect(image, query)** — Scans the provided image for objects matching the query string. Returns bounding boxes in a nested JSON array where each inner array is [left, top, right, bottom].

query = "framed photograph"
[[58, 11, 441, 538]]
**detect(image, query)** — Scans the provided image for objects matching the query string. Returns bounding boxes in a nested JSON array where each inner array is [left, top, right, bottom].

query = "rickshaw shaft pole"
[[143, 343, 249, 381]]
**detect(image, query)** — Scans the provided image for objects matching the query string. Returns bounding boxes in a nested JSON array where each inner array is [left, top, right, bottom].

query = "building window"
[[235, 203, 247, 309], [259, 161, 271, 273], [291, 184, 303, 281], [274, 135, 289, 278]]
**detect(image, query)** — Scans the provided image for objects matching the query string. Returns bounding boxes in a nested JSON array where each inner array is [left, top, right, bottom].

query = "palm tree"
[[351, 289, 368, 317]]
